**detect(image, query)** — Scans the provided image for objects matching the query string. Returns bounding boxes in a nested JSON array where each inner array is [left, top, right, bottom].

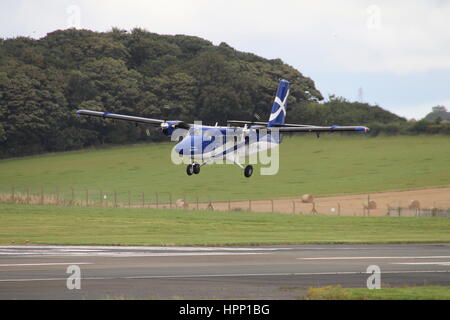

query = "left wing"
[[266, 125, 369, 133], [228, 120, 369, 133]]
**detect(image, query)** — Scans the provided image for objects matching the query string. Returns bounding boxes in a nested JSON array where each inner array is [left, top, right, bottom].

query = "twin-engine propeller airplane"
[[76, 79, 369, 177]]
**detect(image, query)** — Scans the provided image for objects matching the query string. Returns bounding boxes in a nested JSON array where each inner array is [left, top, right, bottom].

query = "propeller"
[[160, 122, 169, 131], [160, 121, 191, 135]]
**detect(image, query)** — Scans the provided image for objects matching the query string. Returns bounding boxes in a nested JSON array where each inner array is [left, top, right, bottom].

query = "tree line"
[[0, 28, 429, 159]]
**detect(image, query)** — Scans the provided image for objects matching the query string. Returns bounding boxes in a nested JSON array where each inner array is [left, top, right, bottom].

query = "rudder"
[[268, 79, 290, 127]]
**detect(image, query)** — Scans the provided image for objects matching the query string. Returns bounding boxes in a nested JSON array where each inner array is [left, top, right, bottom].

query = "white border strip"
[[0, 270, 448, 282]]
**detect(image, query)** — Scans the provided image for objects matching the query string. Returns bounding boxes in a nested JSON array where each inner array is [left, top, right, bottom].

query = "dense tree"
[[424, 105, 450, 122], [287, 95, 405, 126], [0, 28, 411, 158]]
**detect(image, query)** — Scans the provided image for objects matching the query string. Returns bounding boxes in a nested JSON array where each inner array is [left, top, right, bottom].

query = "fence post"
[[248, 200, 252, 212], [271, 199, 274, 213], [292, 200, 295, 214], [86, 189, 89, 207], [71, 187, 74, 205], [41, 187, 44, 205], [196, 197, 199, 210], [11, 186, 15, 203], [228, 199, 231, 211], [169, 193, 172, 209], [155, 192, 159, 209], [26, 188, 30, 205], [338, 203, 341, 216], [311, 202, 318, 215]]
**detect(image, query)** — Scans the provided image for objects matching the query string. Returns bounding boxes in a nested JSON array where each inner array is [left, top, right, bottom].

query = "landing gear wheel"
[[244, 165, 253, 178], [186, 164, 194, 176], [193, 163, 201, 174]]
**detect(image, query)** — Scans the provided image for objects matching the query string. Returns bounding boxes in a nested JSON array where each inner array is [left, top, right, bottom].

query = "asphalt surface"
[[0, 244, 449, 299]]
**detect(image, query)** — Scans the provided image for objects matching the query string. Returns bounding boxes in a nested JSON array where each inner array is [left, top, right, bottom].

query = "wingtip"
[[355, 126, 370, 132]]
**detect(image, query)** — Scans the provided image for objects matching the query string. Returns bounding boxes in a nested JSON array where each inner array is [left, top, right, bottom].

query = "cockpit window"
[[188, 127, 202, 135]]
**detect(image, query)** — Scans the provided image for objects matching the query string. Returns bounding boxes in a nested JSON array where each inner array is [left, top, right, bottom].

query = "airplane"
[[76, 79, 369, 178]]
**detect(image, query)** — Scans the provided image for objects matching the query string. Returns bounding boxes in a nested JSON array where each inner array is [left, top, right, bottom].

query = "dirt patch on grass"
[[189, 187, 450, 216]]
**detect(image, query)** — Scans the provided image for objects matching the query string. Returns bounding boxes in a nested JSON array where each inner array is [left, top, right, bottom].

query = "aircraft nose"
[[175, 136, 201, 156], [175, 143, 184, 155]]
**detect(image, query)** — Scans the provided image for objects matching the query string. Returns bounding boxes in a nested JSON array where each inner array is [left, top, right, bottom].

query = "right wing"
[[76, 110, 165, 125], [76, 110, 191, 129]]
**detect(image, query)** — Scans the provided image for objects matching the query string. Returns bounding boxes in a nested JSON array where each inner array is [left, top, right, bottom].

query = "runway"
[[0, 244, 449, 299]]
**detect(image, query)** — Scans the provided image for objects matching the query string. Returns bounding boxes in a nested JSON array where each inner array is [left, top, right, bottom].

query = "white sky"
[[1, 0, 450, 119]]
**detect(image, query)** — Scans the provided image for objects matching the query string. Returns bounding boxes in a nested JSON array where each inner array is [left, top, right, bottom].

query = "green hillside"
[[0, 28, 404, 158], [1, 135, 450, 202]]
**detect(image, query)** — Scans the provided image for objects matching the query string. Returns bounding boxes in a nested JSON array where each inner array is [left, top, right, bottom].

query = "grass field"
[[1, 204, 450, 245], [304, 285, 450, 300], [1, 135, 450, 202]]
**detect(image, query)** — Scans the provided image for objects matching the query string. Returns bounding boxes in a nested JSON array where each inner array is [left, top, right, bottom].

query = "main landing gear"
[[186, 163, 201, 176], [186, 162, 253, 178], [244, 165, 253, 178]]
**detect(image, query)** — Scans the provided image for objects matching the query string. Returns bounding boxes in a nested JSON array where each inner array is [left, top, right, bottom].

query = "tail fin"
[[268, 79, 290, 127]]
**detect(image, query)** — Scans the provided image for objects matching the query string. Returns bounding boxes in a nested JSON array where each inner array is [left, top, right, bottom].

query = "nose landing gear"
[[186, 164, 194, 176]]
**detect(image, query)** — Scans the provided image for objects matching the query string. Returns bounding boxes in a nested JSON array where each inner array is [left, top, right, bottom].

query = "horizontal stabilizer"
[[227, 120, 313, 128]]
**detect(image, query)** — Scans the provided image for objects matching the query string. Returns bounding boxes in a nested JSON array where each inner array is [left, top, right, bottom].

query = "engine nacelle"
[[161, 121, 190, 136]]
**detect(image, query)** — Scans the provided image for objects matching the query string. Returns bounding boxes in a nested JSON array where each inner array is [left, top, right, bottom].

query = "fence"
[[1, 186, 450, 217], [387, 207, 450, 218], [0, 186, 198, 209]]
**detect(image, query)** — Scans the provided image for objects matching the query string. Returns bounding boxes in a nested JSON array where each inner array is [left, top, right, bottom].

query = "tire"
[[193, 163, 201, 174], [244, 165, 253, 178], [186, 164, 194, 176]]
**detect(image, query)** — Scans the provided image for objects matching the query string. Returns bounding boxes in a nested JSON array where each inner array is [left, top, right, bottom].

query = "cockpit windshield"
[[188, 127, 201, 136]]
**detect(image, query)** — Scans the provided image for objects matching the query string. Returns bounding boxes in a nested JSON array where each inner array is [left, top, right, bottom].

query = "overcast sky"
[[1, 0, 450, 119]]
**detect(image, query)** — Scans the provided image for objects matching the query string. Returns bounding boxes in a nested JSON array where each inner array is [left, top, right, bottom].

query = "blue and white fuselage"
[[173, 125, 279, 162]]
